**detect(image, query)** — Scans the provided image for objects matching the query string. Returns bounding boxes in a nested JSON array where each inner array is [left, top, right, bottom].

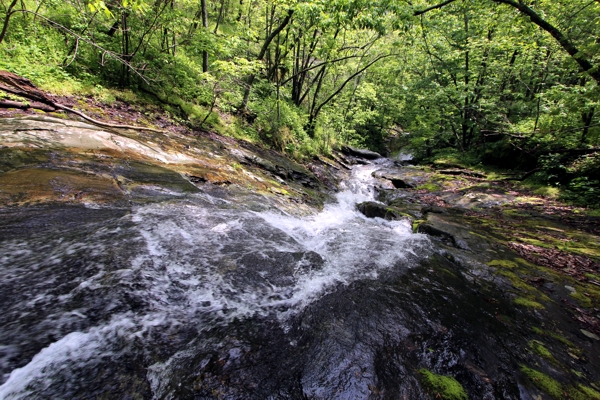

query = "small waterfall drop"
[[0, 160, 430, 399]]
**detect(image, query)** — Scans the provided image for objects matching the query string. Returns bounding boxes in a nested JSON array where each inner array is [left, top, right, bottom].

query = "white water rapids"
[[0, 161, 430, 398]]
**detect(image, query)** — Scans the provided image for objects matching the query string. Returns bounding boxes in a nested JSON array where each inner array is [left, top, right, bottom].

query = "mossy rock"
[[488, 259, 518, 269], [514, 297, 545, 309], [520, 366, 563, 399], [357, 201, 413, 222], [418, 369, 468, 400], [528, 340, 560, 366]]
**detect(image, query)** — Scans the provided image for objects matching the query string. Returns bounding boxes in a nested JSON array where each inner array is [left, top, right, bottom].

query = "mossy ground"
[[528, 340, 560, 366]]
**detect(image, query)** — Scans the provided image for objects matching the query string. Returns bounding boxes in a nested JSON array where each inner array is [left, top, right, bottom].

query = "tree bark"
[[414, 0, 600, 83], [306, 54, 391, 137], [414, 0, 458, 16], [214, 0, 225, 34], [581, 107, 595, 145]]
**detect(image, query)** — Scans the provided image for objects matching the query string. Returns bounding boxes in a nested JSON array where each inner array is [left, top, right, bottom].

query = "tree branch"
[[414, 0, 459, 16], [492, 0, 600, 83], [311, 54, 394, 122]]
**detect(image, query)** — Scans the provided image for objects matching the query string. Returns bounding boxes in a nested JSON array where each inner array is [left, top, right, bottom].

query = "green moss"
[[520, 366, 563, 399], [516, 237, 551, 248], [440, 268, 457, 277], [566, 385, 600, 400], [488, 259, 518, 269], [585, 273, 600, 281], [496, 270, 551, 302], [418, 369, 468, 400], [570, 291, 593, 308], [515, 257, 536, 268], [531, 326, 544, 335], [571, 369, 584, 378], [413, 219, 425, 233], [528, 340, 560, 366], [578, 385, 600, 399], [514, 297, 545, 309], [416, 183, 442, 192], [532, 327, 578, 350]]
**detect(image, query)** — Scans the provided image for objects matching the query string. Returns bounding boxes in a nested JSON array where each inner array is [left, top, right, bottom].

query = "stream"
[[0, 160, 443, 399], [1, 116, 599, 399]]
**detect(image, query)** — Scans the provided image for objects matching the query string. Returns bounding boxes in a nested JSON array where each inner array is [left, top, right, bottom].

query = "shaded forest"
[[1, 0, 599, 206]]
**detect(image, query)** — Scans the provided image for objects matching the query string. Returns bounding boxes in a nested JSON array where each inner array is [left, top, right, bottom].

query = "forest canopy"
[[1, 0, 599, 205]]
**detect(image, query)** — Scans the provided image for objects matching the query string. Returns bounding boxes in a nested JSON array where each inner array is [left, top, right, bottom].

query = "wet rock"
[[440, 189, 515, 210], [374, 192, 425, 219], [417, 213, 472, 251], [357, 201, 413, 222], [0, 116, 337, 212], [373, 167, 431, 189], [437, 169, 486, 178], [341, 145, 382, 160], [581, 329, 600, 341]]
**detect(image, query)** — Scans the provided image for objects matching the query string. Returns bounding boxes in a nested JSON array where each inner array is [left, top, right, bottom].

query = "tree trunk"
[[214, 0, 225, 34], [0, 0, 19, 43], [239, 9, 294, 112], [120, 12, 130, 86], [201, 0, 209, 72], [581, 107, 595, 145]]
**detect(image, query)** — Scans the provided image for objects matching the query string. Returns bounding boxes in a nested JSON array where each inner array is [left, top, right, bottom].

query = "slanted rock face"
[[417, 212, 473, 251], [0, 116, 340, 213]]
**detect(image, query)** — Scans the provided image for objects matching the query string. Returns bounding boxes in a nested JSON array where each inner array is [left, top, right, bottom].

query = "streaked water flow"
[[0, 161, 429, 398]]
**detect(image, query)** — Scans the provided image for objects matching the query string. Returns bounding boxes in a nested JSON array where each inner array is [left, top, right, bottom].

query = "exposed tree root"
[[0, 70, 164, 133]]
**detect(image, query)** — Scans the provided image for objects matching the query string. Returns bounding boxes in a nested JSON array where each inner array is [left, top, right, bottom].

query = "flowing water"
[[0, 160, 438, 399]]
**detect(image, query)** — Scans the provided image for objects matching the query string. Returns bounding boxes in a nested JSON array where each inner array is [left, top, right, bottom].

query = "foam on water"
[[0, 161, 430, 398]]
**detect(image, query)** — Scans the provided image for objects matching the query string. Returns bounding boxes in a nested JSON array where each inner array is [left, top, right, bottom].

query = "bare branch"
[[414, 0, 459, 16]]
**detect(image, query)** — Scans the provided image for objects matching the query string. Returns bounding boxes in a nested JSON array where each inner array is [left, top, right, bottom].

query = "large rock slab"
[[372, 166, 431, 189], [341, 145, 382, 160], [0, 116, 336, 213]]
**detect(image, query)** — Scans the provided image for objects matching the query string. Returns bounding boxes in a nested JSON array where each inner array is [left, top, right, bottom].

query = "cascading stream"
[[0, 160, 430, 399]]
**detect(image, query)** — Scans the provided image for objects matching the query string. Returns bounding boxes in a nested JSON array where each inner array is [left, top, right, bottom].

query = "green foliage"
[[418, 369, 468, 400], [1, 0, 599, 184], [535, 152, 600, 208]]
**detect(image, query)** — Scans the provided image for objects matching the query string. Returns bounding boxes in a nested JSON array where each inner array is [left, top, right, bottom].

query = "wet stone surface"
[[1, 116, 600, 399]]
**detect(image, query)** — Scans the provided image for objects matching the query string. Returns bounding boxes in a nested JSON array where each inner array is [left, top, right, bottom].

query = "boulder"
[[372, 167, 431, 189], [357, 201, 413, 222], [341, 145, 382, 160], [417, 213, 472, 251]]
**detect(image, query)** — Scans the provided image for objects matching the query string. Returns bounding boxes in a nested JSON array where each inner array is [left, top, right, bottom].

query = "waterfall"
[[0, 160, 430, 399]]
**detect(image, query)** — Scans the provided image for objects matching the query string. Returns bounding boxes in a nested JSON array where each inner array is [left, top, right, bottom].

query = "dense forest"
[[1, 0, 599, 206]]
